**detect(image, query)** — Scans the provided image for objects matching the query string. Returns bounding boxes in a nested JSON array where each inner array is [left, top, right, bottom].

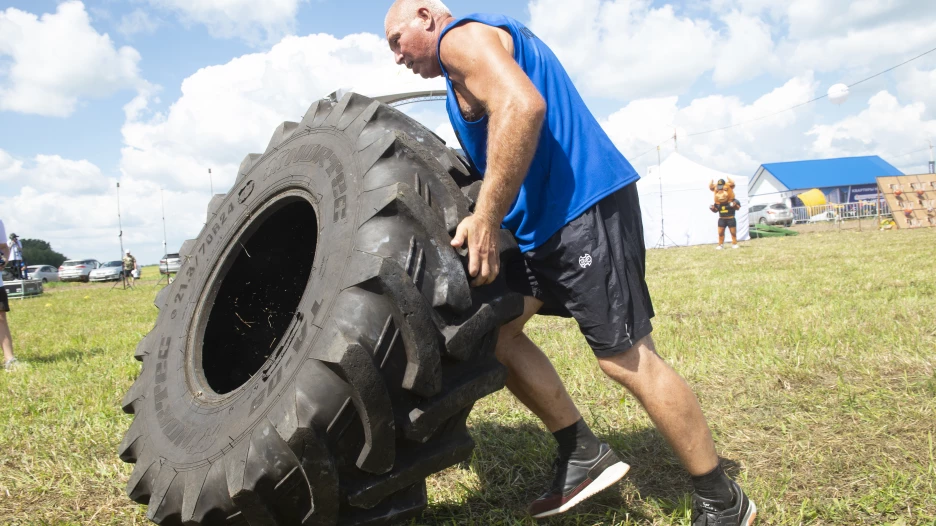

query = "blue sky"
[[1, 0, 935, 263], [0, 0, 534, 169]]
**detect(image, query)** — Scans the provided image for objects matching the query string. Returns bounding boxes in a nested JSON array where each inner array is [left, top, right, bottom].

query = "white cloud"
[[119, 9, 160, 37], [528, 0, 719, 100], [0, 1, 144, 117], [0, 158, 223, 265], [898, 66, 936, 120], [120, 32, 444, 194], [30, 155, 109, 194], [433, 123, 459, 150], [601, 75, 819, 177], [598, 76, 936, 182], [779, 19, 936, 75], [1, 185, 207, 264], [712, 0, 936, 77], [808, 90, 936, 174], [0, 148, 24, 181], [555, 0, 936, 99], [713, 11, 775, 86], [145, 0, 304, 45], [712, 0, 934, 34], [0, 149, 110, 194], [782, 0, 934, 39]]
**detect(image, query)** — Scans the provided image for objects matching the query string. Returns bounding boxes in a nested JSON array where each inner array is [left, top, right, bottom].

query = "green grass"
[[1, 230, 935, 525]]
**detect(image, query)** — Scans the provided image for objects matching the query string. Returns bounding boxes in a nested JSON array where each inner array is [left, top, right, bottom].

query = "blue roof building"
[[750, 155, 903, 205]]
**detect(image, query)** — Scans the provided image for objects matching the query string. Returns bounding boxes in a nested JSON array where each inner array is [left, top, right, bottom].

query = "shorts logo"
[[579, 254, 592, 268]]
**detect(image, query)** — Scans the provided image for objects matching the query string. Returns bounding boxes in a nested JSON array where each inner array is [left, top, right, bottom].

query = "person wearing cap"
[[7, 233, 26, 280], [709, 178, 742, 250], [0, 219, 18, 370], [384, 2, 756, 524], [122, 249, 138, 286]]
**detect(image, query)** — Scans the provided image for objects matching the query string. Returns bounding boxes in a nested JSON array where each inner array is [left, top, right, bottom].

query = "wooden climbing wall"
[[877, 174, 936, 229]]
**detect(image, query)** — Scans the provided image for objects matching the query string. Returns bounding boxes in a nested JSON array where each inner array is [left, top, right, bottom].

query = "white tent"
[[636, 153, 750, 248]]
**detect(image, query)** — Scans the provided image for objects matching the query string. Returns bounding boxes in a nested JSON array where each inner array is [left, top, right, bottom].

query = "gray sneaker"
[[692, 480, 757, 525], [4, 357, 19, 371]]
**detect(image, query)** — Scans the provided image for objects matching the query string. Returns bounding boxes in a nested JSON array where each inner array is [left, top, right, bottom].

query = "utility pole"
[[674, 128, 678, 152], [116, 182, 125, 259], [657, 145, 665, 247], [209, 168, 214, 195], [160, 188, 168, 259], [929, 139, 934, 174]]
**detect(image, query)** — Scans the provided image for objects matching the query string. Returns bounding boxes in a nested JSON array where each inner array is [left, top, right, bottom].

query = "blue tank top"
[[437, 13, 639, 252]]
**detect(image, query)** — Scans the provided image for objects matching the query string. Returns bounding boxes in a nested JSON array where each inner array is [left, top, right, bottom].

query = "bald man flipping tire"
[[385, 2, 756, 524]]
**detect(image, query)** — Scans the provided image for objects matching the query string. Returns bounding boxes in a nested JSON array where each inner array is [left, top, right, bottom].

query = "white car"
[[749, 203, 794, 227], [26, 265, 60, 283], [89, 260, 126, 282], [808, 211, 838, 223], [160, 253, 181, 275], [59, 259, 101, 282]]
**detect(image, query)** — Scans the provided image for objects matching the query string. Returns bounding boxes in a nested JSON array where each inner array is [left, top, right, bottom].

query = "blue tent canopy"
[[760, 156, 902, 189]]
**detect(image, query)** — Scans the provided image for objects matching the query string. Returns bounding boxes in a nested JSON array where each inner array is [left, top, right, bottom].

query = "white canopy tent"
[[636, 153, 750, 248]]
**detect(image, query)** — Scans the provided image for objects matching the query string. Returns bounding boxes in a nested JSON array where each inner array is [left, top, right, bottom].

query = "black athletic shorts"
[[504, 182, 655, 357], [718, 217, 737, 228], [0, 288, 9, 313]]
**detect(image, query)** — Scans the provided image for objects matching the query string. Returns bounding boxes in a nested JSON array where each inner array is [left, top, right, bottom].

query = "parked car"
[[749, 203, 794, 227], [26, 265, 60, 283], [58, 259, 101, 282], [89, 260, 125, 282], [160, 253, 181, 275], [809, 210, 838, 223]]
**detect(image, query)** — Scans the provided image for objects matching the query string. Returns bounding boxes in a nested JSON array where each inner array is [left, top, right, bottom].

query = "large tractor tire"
[[119, 92, 523, 525]]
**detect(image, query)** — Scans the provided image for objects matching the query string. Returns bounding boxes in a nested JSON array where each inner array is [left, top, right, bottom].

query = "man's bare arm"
[[0, 243, 9, 269], [441, 22, 545, 227], [442, 22, 545, 286]]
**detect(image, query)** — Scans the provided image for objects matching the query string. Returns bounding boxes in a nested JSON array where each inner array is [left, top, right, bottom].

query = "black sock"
[[691, 463, 734, 510], [552, 418, 600, 462]]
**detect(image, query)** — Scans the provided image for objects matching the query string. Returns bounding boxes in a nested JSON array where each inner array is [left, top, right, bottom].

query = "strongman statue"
[[709, 178, 741, 250]]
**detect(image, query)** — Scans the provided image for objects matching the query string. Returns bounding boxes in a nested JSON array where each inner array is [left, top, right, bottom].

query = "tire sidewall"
[[141, 129, 364, 466]]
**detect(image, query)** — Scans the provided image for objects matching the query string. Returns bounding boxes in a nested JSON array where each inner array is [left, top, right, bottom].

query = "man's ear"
[[418, 7, 432, 28]]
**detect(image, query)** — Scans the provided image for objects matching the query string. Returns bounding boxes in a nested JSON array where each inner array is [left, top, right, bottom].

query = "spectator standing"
[[8, 233, 26, 279], [123, 249, 138, 287], [0, 219, 18, 370]]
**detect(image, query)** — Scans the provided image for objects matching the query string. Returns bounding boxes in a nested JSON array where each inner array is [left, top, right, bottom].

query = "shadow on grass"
[[27, 347, 105, 364], [420, 421, 744, 524]]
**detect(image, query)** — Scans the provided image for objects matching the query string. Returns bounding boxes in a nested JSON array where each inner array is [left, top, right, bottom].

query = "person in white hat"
[[122, 249, 138, 286]]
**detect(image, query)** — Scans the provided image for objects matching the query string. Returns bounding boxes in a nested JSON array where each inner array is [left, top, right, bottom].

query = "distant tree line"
[[21, 239, 67, 267]]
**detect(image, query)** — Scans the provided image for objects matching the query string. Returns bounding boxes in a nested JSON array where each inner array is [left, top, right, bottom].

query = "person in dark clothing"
[[0, 220, 18, 370], [7, 233, 26, 279]]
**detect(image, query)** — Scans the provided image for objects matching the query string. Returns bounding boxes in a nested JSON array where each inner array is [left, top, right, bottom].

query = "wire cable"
[[887, 146, 930, 159], [637, 44, 936, 148]]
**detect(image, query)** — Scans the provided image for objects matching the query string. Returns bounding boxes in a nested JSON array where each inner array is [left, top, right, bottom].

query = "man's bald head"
[[385, 0, 451, 30], [385, 0, 453, 79]]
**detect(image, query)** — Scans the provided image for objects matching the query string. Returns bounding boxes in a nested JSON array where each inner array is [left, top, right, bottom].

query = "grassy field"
[[1, 227, 934, 525]]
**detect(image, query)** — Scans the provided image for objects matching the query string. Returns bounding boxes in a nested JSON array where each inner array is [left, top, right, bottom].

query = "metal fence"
[[789, 201, 891, 224]]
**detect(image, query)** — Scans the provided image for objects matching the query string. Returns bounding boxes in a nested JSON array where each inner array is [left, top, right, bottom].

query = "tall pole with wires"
[[657, 145, 666, 248], [160, 188, 168, 259], [116, 181, 125, 260], [627, 44, 936, 163], [929, 139, 934, 174]]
